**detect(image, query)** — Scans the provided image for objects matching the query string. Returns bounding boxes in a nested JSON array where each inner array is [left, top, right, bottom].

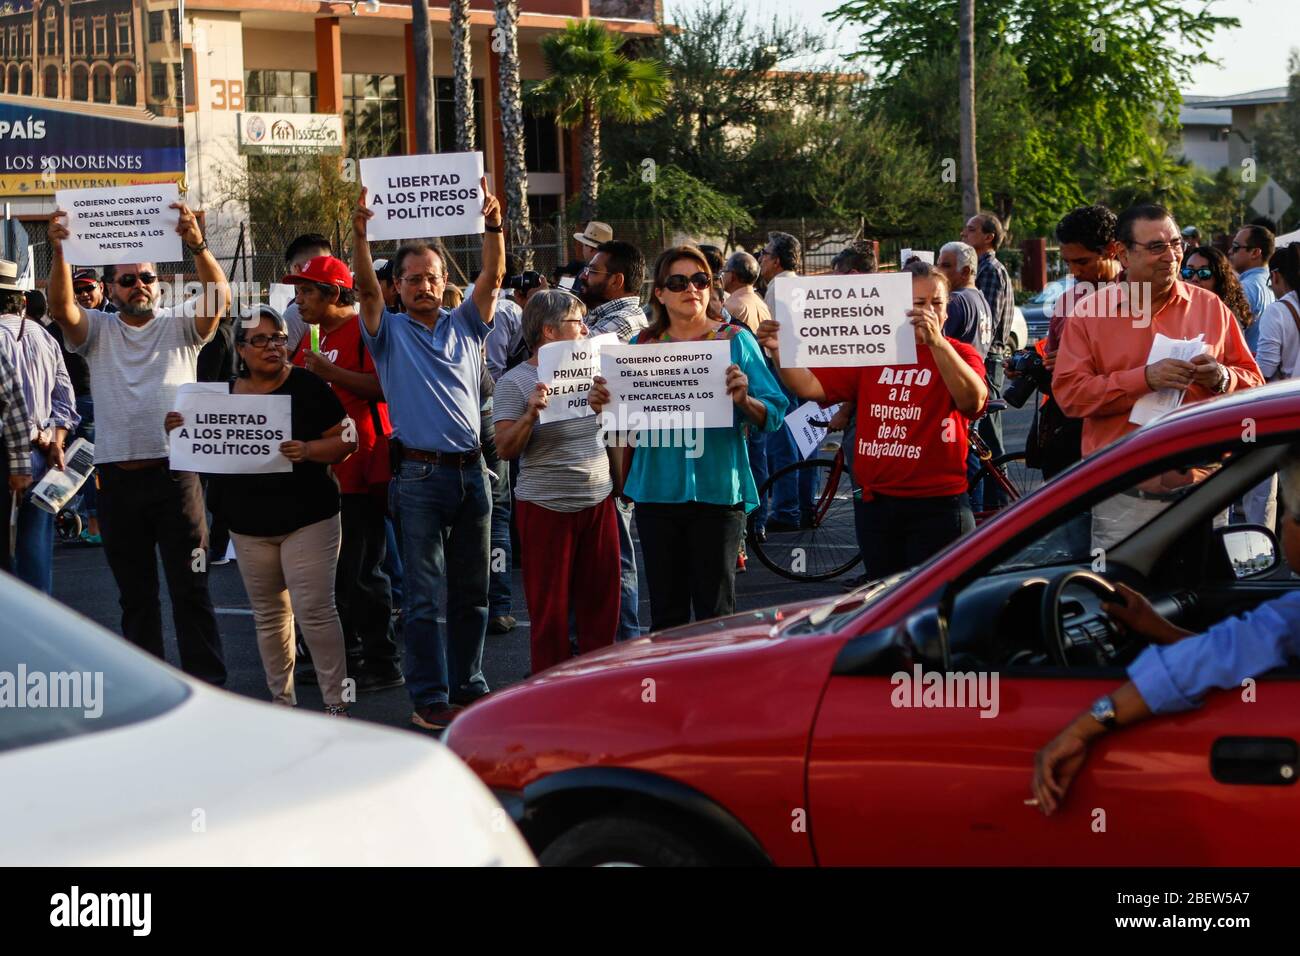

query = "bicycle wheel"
[[749, 456, 862, 582], [972, 452, 1042, 523]]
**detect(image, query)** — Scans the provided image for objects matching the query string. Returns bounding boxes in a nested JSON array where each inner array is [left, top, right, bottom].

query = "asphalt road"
[[50, 404, 1034, 732]]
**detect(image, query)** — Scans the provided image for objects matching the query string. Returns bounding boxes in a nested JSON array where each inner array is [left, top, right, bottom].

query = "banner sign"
[[55, 183, 182, 265], [598, 340, 732, 430], [535, 333, 617, 424], [237, 113, 344, 156], [773, 273, 917, 369], [169, 385, 293, 474], [787, 400, 843, 460], [360, 151, 485, 241]]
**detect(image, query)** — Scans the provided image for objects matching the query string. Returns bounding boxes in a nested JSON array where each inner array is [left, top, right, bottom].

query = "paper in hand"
[[1130, 333, 1207, 426]]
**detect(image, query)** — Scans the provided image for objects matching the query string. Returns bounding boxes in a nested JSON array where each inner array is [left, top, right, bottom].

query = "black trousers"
[[855, 492, 974, 580], [337, 492, 399, 668], [634, 501, 745, 632], [97, 464, 226, 683]]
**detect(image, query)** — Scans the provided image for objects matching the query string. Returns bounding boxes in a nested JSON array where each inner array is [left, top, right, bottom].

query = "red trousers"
[[515, 496, 621, 675]]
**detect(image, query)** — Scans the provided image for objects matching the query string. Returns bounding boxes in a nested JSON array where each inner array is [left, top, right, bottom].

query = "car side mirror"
[[1216, 525, 1280, 579]]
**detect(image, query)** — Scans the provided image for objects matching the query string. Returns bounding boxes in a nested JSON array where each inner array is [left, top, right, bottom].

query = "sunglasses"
[[243, 333, 289, 349], [1229, 243, 1256, 253], [661, 272, 711, 293], [1180, 267, 1214, 280], [117, 272, 158, 287]]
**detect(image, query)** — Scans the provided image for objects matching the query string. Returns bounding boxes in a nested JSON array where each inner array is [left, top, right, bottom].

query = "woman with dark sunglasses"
[[1181, 245, 1253, 337], [588, 244, 788, 630], [165, 305, 358, 715]]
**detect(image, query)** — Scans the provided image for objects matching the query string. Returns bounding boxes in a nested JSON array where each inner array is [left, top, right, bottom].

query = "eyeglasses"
[[117, 272, 158, 287], [1229, 242, 1257, 253], [243, 333, 289, 349], [1180, 267, 1214, 280], [661, 272, 711, 293], [581, 266, 609, 276], [1127, 240, 1179, 256]]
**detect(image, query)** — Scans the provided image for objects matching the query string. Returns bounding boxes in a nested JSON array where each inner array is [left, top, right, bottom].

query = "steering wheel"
[[1039, 569, 1120, 667]]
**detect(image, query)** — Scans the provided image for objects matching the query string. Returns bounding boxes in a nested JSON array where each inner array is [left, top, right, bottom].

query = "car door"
[[806, 654, 1300, 865]]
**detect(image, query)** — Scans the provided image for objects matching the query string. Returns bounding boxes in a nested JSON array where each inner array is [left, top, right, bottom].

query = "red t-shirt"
[[292, 318, 392, 496], [813, 338, 985, 500]]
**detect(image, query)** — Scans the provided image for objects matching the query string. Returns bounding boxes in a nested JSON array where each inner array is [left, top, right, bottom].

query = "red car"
[[445, 382, 1300, 865]]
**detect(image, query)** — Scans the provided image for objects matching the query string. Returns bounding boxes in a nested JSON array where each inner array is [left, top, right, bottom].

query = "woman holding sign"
[[757, 261, 988, 580], [589, 244, 788, 631], [493, 290, 621, 673], [165, 305, 358, 716]]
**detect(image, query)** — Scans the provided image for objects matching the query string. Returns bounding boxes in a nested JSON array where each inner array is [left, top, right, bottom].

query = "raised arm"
[[754, 318, 828, 403], [46, 210, 87, 348], [471, 178, 505, 326], [175, 203, 229, 340], [352, 188, 384, 338]]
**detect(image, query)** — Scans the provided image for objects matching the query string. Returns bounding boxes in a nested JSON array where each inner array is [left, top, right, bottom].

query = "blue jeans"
[[383, 516, 403, 610], [13, 490, 55, 594], [615, 498, 640, 640], [390, 458, 491, 708], [73, 395, 97, 520], [768, 424, 814, 525], [488, 465, 512, 618], [747, 428, 771, 531]]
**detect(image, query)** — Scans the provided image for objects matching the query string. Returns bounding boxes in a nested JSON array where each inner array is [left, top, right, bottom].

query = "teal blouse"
[[624, 325, 788, 512]]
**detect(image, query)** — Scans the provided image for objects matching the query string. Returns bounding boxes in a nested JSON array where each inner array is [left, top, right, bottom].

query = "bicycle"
[[748, 400, 1042, 582]]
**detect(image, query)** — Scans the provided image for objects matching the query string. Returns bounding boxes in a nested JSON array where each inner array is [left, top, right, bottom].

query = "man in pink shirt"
[[1054, 203, 1263, 546]]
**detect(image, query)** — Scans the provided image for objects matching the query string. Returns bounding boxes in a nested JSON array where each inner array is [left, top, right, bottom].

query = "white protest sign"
[[269, 283, 297, 313], [599, 340, 732, 430], [169, 384, 293, 474], [773, 272, 916, 369], [56, 183, 182, 266], [536, 333, 617, 424], [360, 151, 484, 241], [900, 248, 934, 266], [787, 401, 843, 460]]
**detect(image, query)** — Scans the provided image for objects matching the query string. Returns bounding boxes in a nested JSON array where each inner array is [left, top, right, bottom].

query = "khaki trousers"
[[231, 515, 348, 707]]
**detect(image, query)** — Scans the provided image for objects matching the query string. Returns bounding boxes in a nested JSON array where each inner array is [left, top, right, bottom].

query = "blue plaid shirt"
[[975, 252, 1015, 359]]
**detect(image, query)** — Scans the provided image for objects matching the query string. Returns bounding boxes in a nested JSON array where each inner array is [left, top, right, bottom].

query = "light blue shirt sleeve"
[[48, 343, 79, 432], [1127, 590, 1300, 714], [733, 328, 787, 433], [485, 299, 522, 381]]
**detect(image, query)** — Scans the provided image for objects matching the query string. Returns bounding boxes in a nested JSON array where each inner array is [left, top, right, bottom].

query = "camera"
[[504, 271, 544, 294], [1002, 348, 1050, 408]]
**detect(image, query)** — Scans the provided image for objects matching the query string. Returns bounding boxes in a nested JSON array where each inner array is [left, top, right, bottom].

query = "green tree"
[[530, 20, 669, 220], [586, 164, 754, 235], [1256, 51, 1300, 232], [830, 0, 1238, 202]]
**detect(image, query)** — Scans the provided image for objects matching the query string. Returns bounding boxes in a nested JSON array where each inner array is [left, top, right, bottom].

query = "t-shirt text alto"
[[813, 337, 986, 500]]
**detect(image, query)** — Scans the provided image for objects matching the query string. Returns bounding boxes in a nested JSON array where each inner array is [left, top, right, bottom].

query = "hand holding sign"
[[725, 364, 749, 407], [907, 306, 944, 347], [525, 382, 550, 422], [173, 202, 204, 249]]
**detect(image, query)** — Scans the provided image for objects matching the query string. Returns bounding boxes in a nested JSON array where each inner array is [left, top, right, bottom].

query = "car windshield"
[[0, 579, 189, 754]]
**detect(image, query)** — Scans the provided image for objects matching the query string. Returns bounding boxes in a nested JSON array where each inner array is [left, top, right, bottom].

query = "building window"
[[116, 14, 131, 55], [43, 64, 58, 98], [173, 62, 183, 102], [344, 73, 406, 159], [93, 18, 106, 56], [9, 28, 18, 57], [435, 78, 485, 154], [523, 103, 561, 173], [170, 9, 181, 42], [116, 67, 136, 105], [43, 7, 56, 56], [245, 69, 318, 114], [73, 65, 89, 101], [72, 19, 84, 56], [151, 63, 167, 98], [92, 65, 111, 103], [149, 11, 163, 44], [22, 24, 32, 57]]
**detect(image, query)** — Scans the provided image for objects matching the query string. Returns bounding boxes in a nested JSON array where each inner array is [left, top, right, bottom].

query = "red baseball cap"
[[281, 255, 353, 289]]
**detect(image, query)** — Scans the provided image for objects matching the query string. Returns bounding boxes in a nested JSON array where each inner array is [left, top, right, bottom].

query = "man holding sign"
[[352, 171, 504, 733], [493, 291, 621, 674], [45, 196, 229, 684], [758, 261, 988, 581]]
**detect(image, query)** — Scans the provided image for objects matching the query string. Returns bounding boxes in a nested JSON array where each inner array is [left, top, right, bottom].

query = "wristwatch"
[[1213, 364, 1230, 394], [484, 223, 503, 234], [1089, 694, 1118, 730], [186, 239, 209, 255]]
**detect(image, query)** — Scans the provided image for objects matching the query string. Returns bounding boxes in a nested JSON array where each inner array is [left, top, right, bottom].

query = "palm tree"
[[531, 20, 668, 221], [958, 0, 980, 217], [494, 0, 532, 265], [410, 0, 435, 153], [449, 0, 476, 152]]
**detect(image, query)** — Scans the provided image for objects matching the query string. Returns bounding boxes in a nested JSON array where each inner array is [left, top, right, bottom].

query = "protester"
[[936, 241, 993, 358], [66, 270, 106, 543], [757, 231, 813, 532], [759, 261, 988, 579], [442, 284, 463, 309], [589, 244, 787, 630], [166, 306, 356, 715], [0, 340, 32, 567], [281, 233, 333, 353], [0, 259, 78, 593], [46, 203, 228, 683], [1183, 245, 1254, 336], [1031, 447, 1300, 816], [72, 268, 114, 313], [719, 251, 769, 335], [196, 302, 237, 566], [480, 363, 515, 635], [494, 290, 620, 671], [1053, 203, 1263, 548], [1179, 225, 1201, 256], [698, 245, 734, 325], [1229, 223, 1275, 352], [373, 259, 402, 312], [287, 254, 403, 691], [960, 212, 1014, 508], [573, 221, 614, 258], [1240, 244, 1300, 529], [484, 255, 528, 382], [351, 179, 505, 732]]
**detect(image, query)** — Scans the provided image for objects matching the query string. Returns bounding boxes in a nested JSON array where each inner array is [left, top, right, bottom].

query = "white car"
[[0, 575, 535, 866], [1009, 305, 1029, 352]]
